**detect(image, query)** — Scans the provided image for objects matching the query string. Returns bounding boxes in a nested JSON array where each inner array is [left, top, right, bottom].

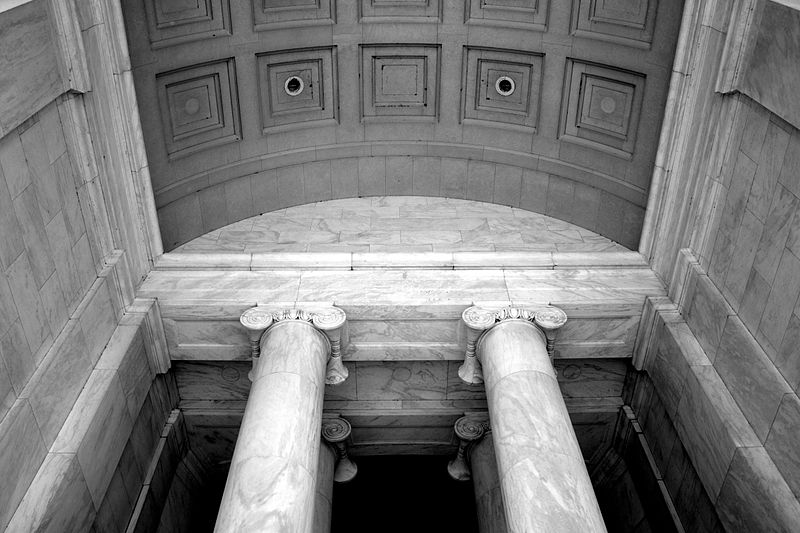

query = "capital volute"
[[448, 413, 491, 481], [322, 416, 357, 483]]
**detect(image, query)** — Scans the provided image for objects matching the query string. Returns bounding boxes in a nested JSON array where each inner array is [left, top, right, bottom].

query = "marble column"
[[447, 415, 507, 533], [471, 433, 508, 533], [462, 306, 607, 533], [215, 307, 347, 533], [311, 443, 335, 533]]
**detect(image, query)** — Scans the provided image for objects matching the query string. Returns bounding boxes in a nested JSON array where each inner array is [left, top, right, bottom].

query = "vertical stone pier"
[[460, 306, 607, 533], [215, 307, 347, 533]]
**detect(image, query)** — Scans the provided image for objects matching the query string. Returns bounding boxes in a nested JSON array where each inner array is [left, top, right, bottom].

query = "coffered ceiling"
[[122, 0, 684, 251]]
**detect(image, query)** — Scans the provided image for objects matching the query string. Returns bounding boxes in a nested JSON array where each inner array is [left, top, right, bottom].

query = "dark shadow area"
[[331, 455, 479, 533]]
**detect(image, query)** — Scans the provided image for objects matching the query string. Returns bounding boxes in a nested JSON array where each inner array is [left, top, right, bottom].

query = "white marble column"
[[447, 415, 507, 533], [471, 433, 508, 533], [462, 306, 607, 533], [312, 443, 336, 533], [215, 307, 347, 533]]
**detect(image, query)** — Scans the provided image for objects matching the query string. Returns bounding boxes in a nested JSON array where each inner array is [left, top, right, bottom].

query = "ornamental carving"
[[459, 304, 567, 384], [240, 306, 349, 384]]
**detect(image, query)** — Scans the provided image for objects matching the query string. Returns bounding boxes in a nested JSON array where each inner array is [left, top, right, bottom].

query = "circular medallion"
[[221, 366, 241, 382], [600, 96, 617, 114], [284, 76, 304, 97], [495, 76, 515, 97], [184, 97, 200, 115]]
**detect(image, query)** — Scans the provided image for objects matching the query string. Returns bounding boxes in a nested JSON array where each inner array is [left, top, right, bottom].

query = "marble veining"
[[175, 197, 629, 254]]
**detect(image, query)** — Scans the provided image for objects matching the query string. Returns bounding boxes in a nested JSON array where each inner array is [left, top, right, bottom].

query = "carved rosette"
[[448, 414, 491, 481], [240, 306, 349, 384], [459, 304, 568, 384], [322, 416, 357, 483]]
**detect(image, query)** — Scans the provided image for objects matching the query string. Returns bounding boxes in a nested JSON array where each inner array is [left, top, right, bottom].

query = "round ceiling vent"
[[495, 76, 515, 97], [284, 75, 304, 97]]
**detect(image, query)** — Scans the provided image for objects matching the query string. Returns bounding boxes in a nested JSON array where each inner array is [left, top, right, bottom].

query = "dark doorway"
[[331, 455, 479, 533]]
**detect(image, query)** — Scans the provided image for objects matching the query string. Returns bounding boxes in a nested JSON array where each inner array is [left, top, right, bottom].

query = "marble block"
[[764, 393, 800, 499], [51, 369, 135, 508], [355, 361, 447, 401], [716, 446, 800, 532], [19, 318, 92, 446], [674, 365, 759, 500], [714, 316, 792, 442], [0, 400, 47, 531], [684, 272, 733, 362], [6, 452, 95, 533]]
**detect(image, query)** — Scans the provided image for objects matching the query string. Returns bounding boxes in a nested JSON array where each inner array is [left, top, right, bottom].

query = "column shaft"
[[312, 444, 336, 533], [478, 320, 606, 532], [470, 433, 508, 533], [215, 320, 330, 533]]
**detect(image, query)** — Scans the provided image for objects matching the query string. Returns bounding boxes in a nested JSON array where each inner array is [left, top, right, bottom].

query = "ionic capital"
[[448, 413, 491, 481], [240, 305, 349, 384], [321, 416, 357, 483], [459, 304, 567, 385]]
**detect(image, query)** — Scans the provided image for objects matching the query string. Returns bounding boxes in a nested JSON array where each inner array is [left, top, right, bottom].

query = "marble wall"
[[0, 1, 165, 529], [0, 97, 137, 531], [673, 92, 800, 530]]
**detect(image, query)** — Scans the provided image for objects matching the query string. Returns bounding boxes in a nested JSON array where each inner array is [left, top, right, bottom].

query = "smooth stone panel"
[[96, 325, 154, 418], [6, 453, 95, 533], [51, 369, 135, 508], [716, 446, 800, 532], [0, 0, 63, 136], [715, 316, 792, 442], [0, 400, 48, 531], [674, 365, 760, 500], [684, 273, 732, 361], [764, 393, 800, 499], [19, 318, 93, 446]]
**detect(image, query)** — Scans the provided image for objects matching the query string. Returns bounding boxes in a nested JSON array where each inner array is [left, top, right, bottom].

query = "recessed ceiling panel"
[[465, 0, 548, 30], [144, 0, 231, 47], [156, 59, 240, 159], [361, 45, 439, 119], [253, 0, 335, 30], [257, 47, 338, 131], [462, 47, 542, 130], [571, 0, 657, 48], [359, 0, 442, 21], [561, 60, 644, 158]]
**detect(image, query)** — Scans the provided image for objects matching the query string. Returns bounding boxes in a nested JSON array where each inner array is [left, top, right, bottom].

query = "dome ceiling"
[[122, 0, 684, 251]]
